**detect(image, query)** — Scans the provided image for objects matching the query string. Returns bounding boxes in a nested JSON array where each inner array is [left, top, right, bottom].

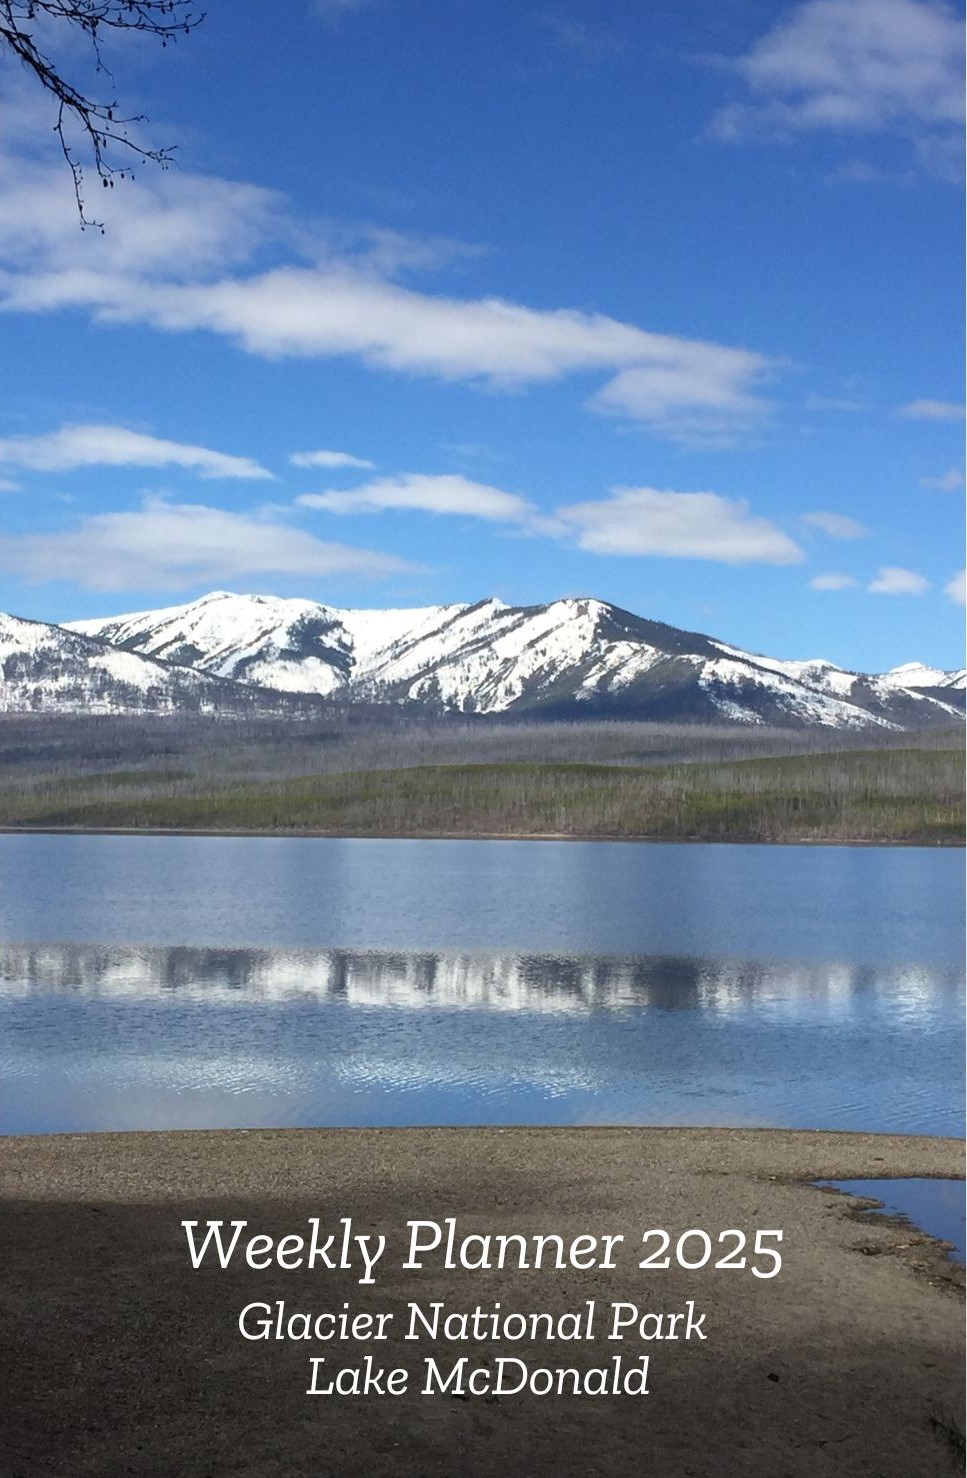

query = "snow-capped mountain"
[[70, 591, 466, 698], [704, 646, 966, 729], [879, 662, 967, 691], [59, 589, 966, 729], [0, 610, 318, 716]]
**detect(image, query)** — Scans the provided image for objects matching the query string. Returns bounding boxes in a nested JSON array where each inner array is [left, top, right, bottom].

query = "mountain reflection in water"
[[0, 941, 959, 1014], [2, 943, 962, 1137]]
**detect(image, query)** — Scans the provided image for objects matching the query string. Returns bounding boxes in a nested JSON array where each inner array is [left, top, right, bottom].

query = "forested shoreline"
[[1, 715, 961, 844]]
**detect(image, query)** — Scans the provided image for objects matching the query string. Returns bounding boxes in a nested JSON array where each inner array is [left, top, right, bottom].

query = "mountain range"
[[0, 590, 962, 729]]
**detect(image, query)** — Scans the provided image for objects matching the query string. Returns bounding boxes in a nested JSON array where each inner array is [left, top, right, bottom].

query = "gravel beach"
[[2, 1126, 963, 1477]]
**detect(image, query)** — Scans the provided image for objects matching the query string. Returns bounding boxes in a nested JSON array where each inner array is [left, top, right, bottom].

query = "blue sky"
[[0, 0, 963, 671]]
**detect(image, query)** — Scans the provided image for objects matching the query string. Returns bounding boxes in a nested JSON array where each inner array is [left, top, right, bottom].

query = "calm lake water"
[[0, 835, 963, 1136]]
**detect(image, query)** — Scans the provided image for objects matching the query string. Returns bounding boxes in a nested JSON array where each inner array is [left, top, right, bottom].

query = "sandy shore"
[[2, 1127, 963, 1477]]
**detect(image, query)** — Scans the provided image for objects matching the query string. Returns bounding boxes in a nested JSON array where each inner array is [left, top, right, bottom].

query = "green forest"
[[0, 715, 962, 844]]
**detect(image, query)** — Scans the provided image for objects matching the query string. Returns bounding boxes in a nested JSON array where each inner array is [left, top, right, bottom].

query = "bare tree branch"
[[1, 1, 204, 229]]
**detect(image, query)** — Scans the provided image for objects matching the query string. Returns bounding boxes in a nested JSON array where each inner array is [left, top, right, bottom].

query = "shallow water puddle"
[[817, 1178, 965, 1263]]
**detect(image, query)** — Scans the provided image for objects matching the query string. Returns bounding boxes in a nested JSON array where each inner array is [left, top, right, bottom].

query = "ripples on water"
[[2, 942, 963, 1136], [2, 836, 962, 1135]]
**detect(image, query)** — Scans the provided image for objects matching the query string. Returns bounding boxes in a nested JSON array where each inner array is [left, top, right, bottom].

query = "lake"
[[0, 835, 963, 1136]]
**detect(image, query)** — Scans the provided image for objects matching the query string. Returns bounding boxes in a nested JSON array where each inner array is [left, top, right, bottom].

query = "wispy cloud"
[[590, 354, 770, 446], [921, 467, 964, 491], [809, 572, 858, 590], [944, 569, 966, 606], [801, 510, 870, 538], [84, 271, 770, 442], [555, 488, 803, 564], [0, 424, 272, 480], [898, 399, 965, 421], [2, 496, 413, 591], [823, 158, 914, 185], [316, 224, 488, 278], [299, 470, 803, 566], [0, 161, 283, 280], [291, 449, 376, 470], [711, 0, 964, 176], [868, 565, 929, 594], [298, 472, 546, 526], [0, 162, 777, 446]]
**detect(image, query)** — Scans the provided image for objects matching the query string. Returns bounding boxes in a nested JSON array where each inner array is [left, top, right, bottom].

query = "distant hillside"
[[0, 731, 960, 845], [0, 611, 321, 718], [48, 587, 966, 729]]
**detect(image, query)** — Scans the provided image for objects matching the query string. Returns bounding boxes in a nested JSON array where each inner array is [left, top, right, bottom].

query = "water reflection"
[[1, 943, 963, 1137], [1, 941, 960, 1016]]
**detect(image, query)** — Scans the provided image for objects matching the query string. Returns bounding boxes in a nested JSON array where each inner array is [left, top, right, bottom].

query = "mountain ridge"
[[0, 609, 326, 717], [1, 589, 961, 728]]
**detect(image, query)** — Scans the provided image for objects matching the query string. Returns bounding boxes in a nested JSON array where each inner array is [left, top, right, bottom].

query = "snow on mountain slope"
[[713, 647, 861, 698], [707, 642, 965, 725], [0, 611, 316, 716], [691, 654, 887, 729], [68, 590, 468, 698], [70, 591, 353, 696], [354, 598, 624, 710], [881, 662, 967, 691], [60, 589, 963, 729]]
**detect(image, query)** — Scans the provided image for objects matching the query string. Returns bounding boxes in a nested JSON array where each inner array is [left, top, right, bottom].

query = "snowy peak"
[[68, 590, 473, 698], [0, 609, 314, 716], [880, 662, 967, 691], [54, 590, 965, 729], [70, 591, 356, 696]]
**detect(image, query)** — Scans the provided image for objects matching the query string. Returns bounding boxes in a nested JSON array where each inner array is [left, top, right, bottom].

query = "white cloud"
[[0, 477, 21, 493], [713, 0, 964, 139], [868, 565, 929, 594], [555, 488, 803, 564], [2, 496, 413, 591], [944, 569, 966, 605], [0, 156, 474, 287], [712, 0, 964, 178], [921, 468, 964, 490], [301, 472, 805, 566], [0, 163, 776, 445], [298, 473, 544, 526], [590, 352, 769, 445], [0, 162, 282, 282], [314, 223, 488, 278], [91, 271, 766, 422], [899, 399, 966, 421], [0, 424, 272, 480], [801, 510, 870, 538], [809, 572, 858, 590], [291, 449, 376, 470], [824, 159, 904, 184]]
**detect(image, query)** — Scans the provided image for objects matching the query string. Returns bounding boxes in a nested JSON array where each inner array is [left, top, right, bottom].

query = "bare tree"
[[0, 1, 203, 228]]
